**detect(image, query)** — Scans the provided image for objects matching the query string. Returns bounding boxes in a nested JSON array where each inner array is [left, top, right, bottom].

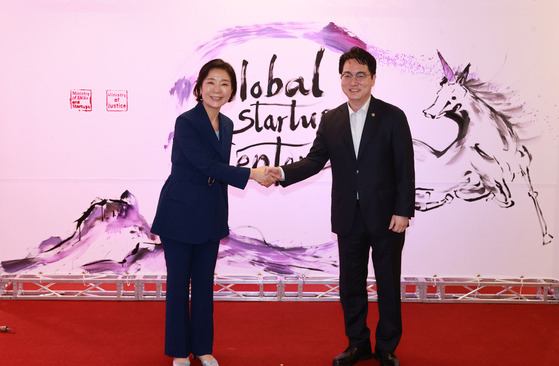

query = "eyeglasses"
[[341, 72, 369, 82]]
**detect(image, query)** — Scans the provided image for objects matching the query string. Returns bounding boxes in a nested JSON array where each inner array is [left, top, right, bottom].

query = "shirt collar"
[[348, 96, 371, 116]]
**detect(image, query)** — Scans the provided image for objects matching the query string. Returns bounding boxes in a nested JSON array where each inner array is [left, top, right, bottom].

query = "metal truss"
[[1, 274, 557, 303]]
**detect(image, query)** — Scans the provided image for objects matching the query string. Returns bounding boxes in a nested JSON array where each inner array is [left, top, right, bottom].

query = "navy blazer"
[[151, 102, 250, 244], [281, 96, 415, 237]]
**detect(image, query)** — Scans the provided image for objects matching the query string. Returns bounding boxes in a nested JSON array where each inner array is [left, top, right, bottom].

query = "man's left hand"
[[389, 215, 409, 233]]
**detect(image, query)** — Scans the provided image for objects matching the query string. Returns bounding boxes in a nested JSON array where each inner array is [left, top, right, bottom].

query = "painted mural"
[[0, 190, 338, 276], [415, 52, 552, 245], [1, 20, 553, 277]]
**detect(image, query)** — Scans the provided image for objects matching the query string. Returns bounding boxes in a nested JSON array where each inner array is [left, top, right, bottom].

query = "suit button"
[[356, 170, 360, 175]]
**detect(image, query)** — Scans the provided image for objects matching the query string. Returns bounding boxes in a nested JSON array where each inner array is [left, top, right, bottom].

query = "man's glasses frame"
[[341, 72, 370, 82]]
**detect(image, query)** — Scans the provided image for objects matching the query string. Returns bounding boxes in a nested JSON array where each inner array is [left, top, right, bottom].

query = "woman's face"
[[200, 68, 233, 112]]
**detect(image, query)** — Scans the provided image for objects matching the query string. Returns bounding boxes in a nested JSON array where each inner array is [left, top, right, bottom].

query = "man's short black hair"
[[339, 47, 377, 76]]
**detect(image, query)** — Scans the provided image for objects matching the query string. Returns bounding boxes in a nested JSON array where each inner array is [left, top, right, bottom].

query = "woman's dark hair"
[[338, 47, 377, 76], [193, 59, 237, 102]]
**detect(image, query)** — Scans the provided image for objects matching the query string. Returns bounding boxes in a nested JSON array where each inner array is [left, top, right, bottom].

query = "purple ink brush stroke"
[[219, 231, 338, 276], [0, 191, 156, 274], [169, 22, 436, 108], [1, 191, 340, 276]]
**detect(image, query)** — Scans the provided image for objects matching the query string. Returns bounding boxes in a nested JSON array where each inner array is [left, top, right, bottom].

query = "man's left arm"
[[391, 108, 416, 230]]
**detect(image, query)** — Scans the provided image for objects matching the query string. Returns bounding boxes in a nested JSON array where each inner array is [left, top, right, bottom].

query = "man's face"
[[341, 59, 376, 110]]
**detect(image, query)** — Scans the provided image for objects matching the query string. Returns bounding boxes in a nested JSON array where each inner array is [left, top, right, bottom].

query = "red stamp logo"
[[106, 90, 128, 112], [70, 89, 92, 111]]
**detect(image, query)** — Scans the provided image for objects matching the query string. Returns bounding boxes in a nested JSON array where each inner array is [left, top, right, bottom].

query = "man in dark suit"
[[268, 47, 415, 366]]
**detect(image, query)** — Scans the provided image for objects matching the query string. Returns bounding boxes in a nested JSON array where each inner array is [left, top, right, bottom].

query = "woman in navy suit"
[[151, 59, 275, 366]]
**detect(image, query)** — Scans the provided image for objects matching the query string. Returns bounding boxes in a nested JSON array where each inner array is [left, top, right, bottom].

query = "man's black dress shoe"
[[373, 350, 400, 366], [332, 345, 373, 366]]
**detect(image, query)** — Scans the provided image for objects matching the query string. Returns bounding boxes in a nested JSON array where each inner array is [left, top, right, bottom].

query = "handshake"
[[250, 166, 283, 188]]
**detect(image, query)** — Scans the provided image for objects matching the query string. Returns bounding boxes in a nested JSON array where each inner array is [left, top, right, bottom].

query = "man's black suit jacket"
[[281, 96, 415, 237]]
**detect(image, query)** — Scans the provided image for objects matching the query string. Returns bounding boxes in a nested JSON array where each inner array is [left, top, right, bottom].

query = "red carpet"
[[1, 300, 557, 365]]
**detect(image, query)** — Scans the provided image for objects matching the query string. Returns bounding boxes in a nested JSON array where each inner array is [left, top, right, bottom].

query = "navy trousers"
[[337, 205, 405, 353], [162, 237, 220, 358]]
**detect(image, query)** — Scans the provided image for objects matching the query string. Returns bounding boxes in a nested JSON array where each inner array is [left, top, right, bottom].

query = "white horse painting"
[[414, 52, 552, 245]]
